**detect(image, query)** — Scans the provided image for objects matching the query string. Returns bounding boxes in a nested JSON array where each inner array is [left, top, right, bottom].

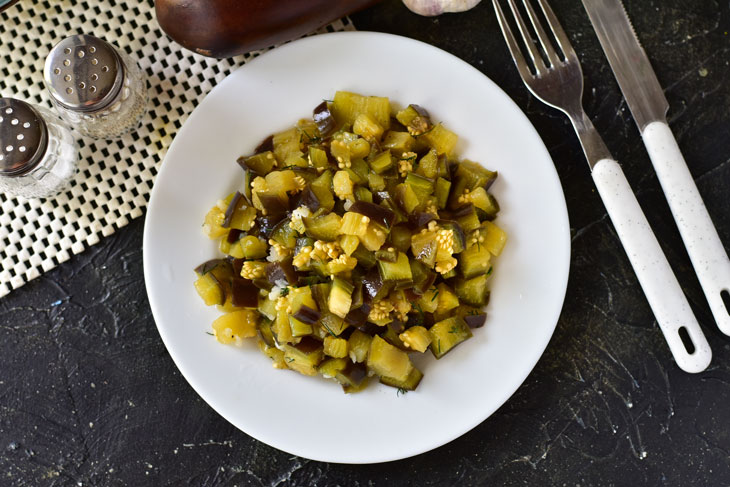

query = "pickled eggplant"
[[194, 91, 506, 393]]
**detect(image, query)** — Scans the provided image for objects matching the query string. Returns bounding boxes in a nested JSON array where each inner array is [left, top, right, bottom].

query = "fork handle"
[[642, 121, 730, 336], [591, 158, 711, 373]]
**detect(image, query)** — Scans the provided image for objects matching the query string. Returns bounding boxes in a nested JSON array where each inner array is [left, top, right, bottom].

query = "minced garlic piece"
[[399, 326, 432, 353], [267, 239, 292, 262], [435, 256, 457, 274], [469, 228, 486, 247], [289, 205, 311, 233], [390, 292, 412, 321], [425, 203, 439, 216], [398, 151, 416, 177], [436, 228, 454, 253], [292, 246, 313, 269], [457, 187, 472, 205], [292, 175, 307, 193], [241, 261, 265, 279], [333, 170, 354, 200], [275, 293, 292, 313], [368, 300, 394, 322], [327, 254, 357, 275]]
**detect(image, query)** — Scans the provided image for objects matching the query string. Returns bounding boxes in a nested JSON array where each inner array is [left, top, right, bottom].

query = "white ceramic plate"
[[143, 31, 570, 464]]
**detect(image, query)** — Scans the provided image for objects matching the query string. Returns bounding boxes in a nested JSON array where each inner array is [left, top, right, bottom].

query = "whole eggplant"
[[155, 0, 383, 58]]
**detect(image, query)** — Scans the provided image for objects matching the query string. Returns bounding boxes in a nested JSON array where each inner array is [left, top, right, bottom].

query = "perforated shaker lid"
[[43, 34, 124, 112], [0, 98, 48, 176]]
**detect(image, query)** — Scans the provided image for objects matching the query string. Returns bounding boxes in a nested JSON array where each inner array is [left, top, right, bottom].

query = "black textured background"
[[2, 0, 730, 485]]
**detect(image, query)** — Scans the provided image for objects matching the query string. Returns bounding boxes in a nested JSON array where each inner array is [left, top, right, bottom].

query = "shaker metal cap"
[[0, 98, 48, 176], [43, 34, 124, 112]]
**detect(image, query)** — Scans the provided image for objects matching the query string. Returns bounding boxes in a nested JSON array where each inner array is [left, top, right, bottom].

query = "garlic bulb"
[[403, 0, 481, 16]]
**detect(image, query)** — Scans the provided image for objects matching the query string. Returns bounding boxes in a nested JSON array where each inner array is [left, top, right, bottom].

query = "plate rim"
[[143, 30, 571, 464]]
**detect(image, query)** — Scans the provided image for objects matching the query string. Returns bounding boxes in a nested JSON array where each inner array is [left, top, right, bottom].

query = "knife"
[[582, 0, 730, 336]]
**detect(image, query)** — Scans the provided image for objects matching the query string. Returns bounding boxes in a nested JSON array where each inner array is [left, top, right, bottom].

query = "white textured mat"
[[0, 0, 354, 297]]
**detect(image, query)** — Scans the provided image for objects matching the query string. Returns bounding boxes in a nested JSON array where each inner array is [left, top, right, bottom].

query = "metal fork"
[[492, 0, 711, 372]]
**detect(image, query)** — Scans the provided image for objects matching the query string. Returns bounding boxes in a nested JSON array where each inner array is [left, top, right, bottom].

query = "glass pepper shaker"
[[0, 98, 79, 199], [43, 34, 148, 140]]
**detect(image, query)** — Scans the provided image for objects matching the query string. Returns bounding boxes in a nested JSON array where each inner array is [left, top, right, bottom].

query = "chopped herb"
[[397, 387, 408, 397], [431, 289, 440, 302], [286, 357, 295, 363], [437, 339, 441, 354], [300, 129, 322, 145], [448, 325, 459, 334], [321, 322, 337, 338], [205, 331, 214, 336], [486, 266, 493, 276], [400, 154, 417, 162], [322, 99, 334, 103], [412, 124, 436, 138], [414, 303, 424, 320], [280, 287, 290, 297]]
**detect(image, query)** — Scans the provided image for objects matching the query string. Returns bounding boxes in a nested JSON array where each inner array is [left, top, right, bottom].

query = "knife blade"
[[582, 0, 730, 336]]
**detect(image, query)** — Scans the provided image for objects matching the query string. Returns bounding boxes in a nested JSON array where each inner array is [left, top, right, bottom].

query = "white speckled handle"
[[642, 121, 730, 336], [592, 158, 712, 373]]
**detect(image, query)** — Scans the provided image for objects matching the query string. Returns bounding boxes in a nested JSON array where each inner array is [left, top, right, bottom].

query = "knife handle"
[[591, 158, 711, 373], [642, 121, 730, 336]]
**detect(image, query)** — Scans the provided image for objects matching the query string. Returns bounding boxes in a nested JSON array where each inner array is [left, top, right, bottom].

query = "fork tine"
[[505, 0, 547, 75], [492, 0, 535, 81], [534, 0, 578, 62], [520, 0, 561, 67]]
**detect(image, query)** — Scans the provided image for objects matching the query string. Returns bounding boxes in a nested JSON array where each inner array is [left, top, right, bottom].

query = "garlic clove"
[[403, 0, 482, 16]]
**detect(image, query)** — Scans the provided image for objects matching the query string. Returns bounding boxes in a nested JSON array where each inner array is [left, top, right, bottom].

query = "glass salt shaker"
[[43, 34, 148, 139], [0, 98, 79, 199]]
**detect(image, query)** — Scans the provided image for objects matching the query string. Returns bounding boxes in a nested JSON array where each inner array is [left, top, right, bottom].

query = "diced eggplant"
[[222, 191, 243, 228], [378, 252, 413, 284], [256, 193, 288, 220], [194, 258, 227, 276], [328, 278, 354, 318], [348, 200, 396, 229], [270, 218, 297, 249], [336, 361, 369, 393], [294, 305, 321, 325], [238, 151, 276, 176], [266, 259, 298, 286], [380, 366, 424, 391], [310, 283, 332, 312], [254, 135, 274, 154], [193, 272, 225, 306], [362, 268, 392, 304], [407, 211, 435, 230], [367, 335, 414, 382], [351, 244, 377, 269], [256, 215, 278, 238], [231, 278, 259, 308], [454, 274, 490, 307], [297, 186, 321, 212], [226, 228, 243, 244], [313, 101, 336, 136], [230, 258, 244, 277], [375, 248, 398, 263], [345, 305, 370, 327], [257, 318, 276, 347], [429, 316, 472, 359], [436, 220, 466, 253], [464, 313, 487, 329]]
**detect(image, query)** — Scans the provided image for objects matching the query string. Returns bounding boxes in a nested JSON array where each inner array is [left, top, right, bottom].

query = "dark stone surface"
[[1, 0, 729, 485]]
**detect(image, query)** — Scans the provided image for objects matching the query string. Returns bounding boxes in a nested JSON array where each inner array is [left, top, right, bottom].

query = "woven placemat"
[[0, 0, 355, 298]]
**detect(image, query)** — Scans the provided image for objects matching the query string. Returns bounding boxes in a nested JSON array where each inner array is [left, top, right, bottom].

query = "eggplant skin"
[[155, 0, 383, 58]]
